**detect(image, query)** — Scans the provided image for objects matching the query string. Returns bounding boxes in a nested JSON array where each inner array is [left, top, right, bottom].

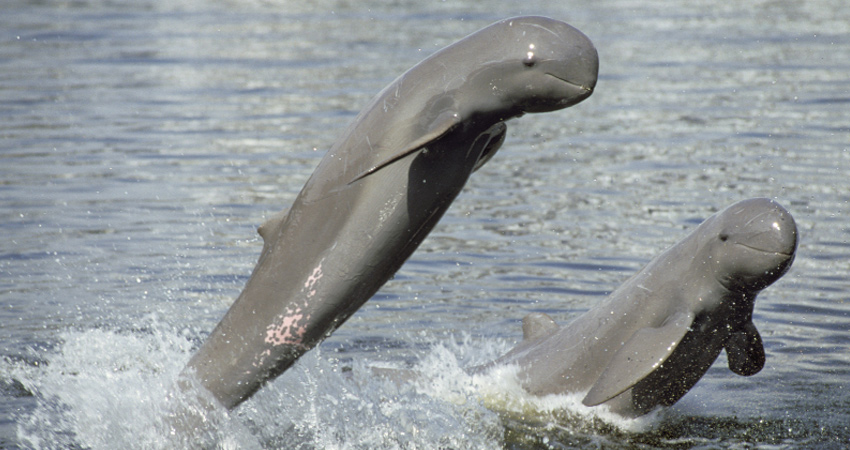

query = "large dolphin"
[[476, 198, 797, 417], [182, 16, 599, 409]]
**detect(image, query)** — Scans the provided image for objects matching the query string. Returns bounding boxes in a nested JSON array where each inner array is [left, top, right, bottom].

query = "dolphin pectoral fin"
[[725, 321, 765, 376], [471, 122, 507, 173], [347, 111, 462, 185], [583, 311, 694, 407], [522, 312, 559, 340]]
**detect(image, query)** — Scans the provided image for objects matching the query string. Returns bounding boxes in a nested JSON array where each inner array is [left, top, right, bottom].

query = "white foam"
[[406, 339, 664, 436], [4, 323, 662, 449], [5, 323, 506, 449], [5, 319, 260, 449]]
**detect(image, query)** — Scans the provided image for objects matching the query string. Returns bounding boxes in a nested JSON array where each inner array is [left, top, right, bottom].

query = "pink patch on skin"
[[304, 264, 323, 290], [255, 260, 325, 372], [265, 312, 309, 346]]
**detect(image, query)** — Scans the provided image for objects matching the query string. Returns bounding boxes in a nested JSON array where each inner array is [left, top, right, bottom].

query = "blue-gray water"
[[2, 0, 849, 448]]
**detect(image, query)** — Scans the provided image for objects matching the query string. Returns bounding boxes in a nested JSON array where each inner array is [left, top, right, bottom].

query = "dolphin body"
[[183, 16, 599, 409], [478, 198, 797, 417]]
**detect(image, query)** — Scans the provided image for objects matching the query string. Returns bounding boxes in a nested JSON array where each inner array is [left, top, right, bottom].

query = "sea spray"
[[4, 323, 507, 448], [5, 320, 259, 449], [409, 338, 663, 439], [5, 320, 664, 449]]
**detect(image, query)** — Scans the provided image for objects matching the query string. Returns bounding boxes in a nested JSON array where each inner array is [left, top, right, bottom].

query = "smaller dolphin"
[[477, 198, 797, 417]]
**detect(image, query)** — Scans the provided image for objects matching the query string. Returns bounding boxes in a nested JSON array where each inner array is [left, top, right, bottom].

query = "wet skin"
[[183, 16, 599, 409], [477, 198, 797, 417]]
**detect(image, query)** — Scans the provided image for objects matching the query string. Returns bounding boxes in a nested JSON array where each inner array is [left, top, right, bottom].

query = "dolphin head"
[[502, 16, 599, 113], [457, 16, 598, 117], [705, 198, 798, 294], [498, 16, 599, 113]]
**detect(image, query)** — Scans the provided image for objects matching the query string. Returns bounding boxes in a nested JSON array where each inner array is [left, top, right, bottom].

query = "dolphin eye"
[[523, 44, 537, 67], [719, 234, 729, 242]]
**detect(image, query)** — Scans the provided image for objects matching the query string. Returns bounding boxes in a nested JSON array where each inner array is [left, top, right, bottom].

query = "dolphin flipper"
[[471, 122, 507, 172], [583, 311, 694, 406], [347, 111, 462, 185], [725, 321, 765, 376], [522, 312, 559, 340]]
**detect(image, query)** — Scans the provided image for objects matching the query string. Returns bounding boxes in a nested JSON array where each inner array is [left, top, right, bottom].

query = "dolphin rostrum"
[[477, 198, 797, 417], [182, 16, 599, 409]]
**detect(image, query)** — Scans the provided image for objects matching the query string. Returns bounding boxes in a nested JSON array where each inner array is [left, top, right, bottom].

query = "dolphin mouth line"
[[545, 73, 593, 93], [734, 242, 793, 257]]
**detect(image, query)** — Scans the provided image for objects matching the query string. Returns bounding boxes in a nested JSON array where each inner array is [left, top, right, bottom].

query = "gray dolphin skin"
[[478, 198, 797, 417], [182, 16, 599, 410]]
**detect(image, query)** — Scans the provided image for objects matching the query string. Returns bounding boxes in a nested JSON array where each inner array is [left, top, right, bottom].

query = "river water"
[[1, 0, 849, 448]]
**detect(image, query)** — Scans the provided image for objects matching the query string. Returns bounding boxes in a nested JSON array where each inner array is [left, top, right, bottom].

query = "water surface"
[[2, 0, 849, 448]]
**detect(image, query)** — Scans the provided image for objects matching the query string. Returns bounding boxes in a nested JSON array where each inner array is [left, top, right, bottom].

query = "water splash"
[[3, 320, 255, 449], [3, 320, 669, 449]]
